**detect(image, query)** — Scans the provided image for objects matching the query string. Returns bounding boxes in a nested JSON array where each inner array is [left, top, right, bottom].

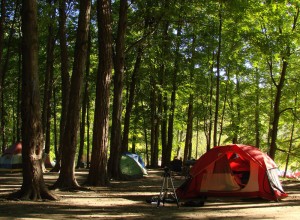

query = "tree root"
[[6, 187, 58, 201]]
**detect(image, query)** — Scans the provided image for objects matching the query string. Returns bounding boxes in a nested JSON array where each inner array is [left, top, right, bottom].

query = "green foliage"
[[1, 0, 300, 170]]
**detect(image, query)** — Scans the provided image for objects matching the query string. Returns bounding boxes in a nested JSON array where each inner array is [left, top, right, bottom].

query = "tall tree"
[[53, 0, 91, 189], [76, 31, 91, 169], [122, 45, 143, 152], [166, 24, 182, 163], [0, 0, 5, 153], [184, 35, 196, 161], [213, 2, 222, 147], [269, 4, 299, 159], [109, 0, 128, 180], [87, 0, 113, 186], [255, 69, 261, 148], [41, 0, 56, 165], [51, 0, 70, 172], [159, 0, 170, 167], [18, 0, 56, 200], [149, 75, 159, 167]]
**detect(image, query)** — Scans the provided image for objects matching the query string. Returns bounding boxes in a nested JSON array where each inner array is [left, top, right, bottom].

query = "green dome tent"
[[120, 154, 147, 180]]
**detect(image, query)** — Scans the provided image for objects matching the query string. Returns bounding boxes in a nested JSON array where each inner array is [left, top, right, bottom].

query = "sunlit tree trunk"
[[122, 46, 143, 152], [255, 69, 261, 148], [150, 76, 159, 168], [269, 59, 288, 159], [167, 24, 182, 164], [284, 95, 297, 177], [184, 35, 195, 161], [269, 7, 298, 159], [213, 3, 222, 147], [159, 0, 170, 167]]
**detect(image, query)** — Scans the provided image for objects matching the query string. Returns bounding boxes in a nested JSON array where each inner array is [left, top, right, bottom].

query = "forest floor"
[[0, 169, 299, 219]]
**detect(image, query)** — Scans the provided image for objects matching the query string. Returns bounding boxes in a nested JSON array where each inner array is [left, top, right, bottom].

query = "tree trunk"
[[228, 71, 239, 145], [269, 59, 288, 159], [184, 35, 195, 161], [122, 45, 143, 152], [51, 0, 70, 172], [255, 69, 261, 148], [167, 24, 182, 164], [141, 101, 149, 166], [42, 0, 55, 165], [184, 94, 193, 161], [159, 1, 169, 167], [149, 75, 160, 168], [213, 3, 222, 147], [76, 31, 91, 169], [268, 6, 298, 159], [16, 41, 22, 142], [53, 0, 91, 189], [86, 91, 90, 169], [0, 0, 5, 153], [86, 0, 112, 186], [52, 86, 58, 161], [284, 95, 297, 177], [109, 0, 128, 180], [18, 0, 56, 200], [206, 59, 214, 151]]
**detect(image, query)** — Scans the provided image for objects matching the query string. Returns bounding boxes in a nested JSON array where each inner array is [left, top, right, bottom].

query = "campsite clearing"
[[0, 169, 299, 219]]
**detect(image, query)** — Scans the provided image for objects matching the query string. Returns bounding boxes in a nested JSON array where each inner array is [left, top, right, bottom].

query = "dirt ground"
[[0, 169, 299, 220]]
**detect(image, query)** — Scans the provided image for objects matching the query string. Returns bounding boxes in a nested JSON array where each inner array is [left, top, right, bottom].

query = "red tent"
[[3, 142, 22, 155], [176, 144, 288, 201]]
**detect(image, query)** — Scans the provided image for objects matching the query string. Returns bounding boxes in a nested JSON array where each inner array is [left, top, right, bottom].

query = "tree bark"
[[0, 0, 5, 153], [184, 35, 195, 161], [269, 59, 288, 159], [53, 0, 91, 189], [51, 0, 70, 172], [184, 94, 193, 160], [269, 7, 298, 159], [86, 90, 91, 169], [255, 69, 261, 148], [19, 0, 56, 200], [159, 1, 169, 167], [122, 45, 143, 152], [77, 31, 91, 169], [213, 3, 222, 147], [284, 95, 297, 177], [42, 0, 55, 164], [206, 59, 214, 151], [167, 24, 182, 164], [109, 0, 128, 180], [150, 76, 159, 168], [87, 0, 113, 186]]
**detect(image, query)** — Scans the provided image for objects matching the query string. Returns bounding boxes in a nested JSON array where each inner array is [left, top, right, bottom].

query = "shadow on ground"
[[0, 169, 299, 219]]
